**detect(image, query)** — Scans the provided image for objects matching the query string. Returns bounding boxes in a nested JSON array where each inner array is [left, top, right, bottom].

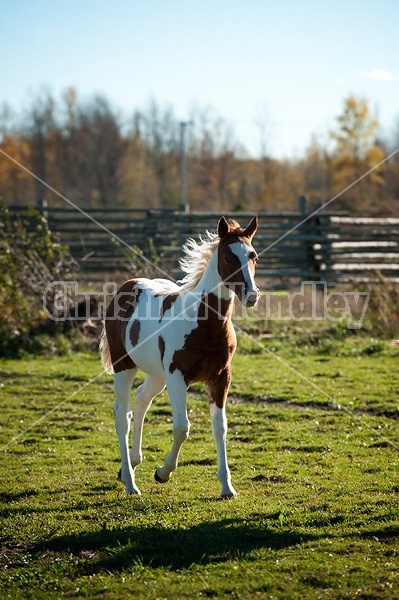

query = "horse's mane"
[[178, 231, 219, 291], [178, 220, 242, 292]]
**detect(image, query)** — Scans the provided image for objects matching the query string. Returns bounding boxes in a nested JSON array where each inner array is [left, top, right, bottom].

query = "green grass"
[[1, 336, 399, 599]]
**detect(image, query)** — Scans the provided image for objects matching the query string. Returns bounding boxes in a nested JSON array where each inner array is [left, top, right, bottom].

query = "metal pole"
[[179, 121, 191, 212]]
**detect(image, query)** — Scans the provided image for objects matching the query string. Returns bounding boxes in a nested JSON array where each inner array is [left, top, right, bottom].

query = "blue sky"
[[2, 0, 398, 158]]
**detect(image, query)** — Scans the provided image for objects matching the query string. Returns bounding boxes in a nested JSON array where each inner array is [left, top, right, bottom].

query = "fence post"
[[145, 209, 158, 256], [299, 197, 335, 284], [299, 196, 327, 282], [298, 195, 307, 217], [313, 203, 334, 285], [38, 198, 49, 231], [299, 196, 314, 279]]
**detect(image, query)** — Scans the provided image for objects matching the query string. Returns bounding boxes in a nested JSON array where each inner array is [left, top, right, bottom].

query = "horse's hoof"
[[118, 469, 140, 494], [221, 492, 237, 500], [154, 469, 168, 484]]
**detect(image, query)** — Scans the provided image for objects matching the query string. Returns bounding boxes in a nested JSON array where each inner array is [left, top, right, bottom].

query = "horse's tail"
[[100, 326, 114, 374]]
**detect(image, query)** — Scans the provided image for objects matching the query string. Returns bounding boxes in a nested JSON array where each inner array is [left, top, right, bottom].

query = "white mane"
[[178, 231, 219, 291]]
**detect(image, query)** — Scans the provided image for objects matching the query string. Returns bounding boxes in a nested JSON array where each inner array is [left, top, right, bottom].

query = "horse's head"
[[217, 216, 260, 307]]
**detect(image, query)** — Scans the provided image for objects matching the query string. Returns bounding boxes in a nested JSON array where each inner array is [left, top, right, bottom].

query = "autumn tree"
[[253, 106, 280, 207], [76, 95, 125, 206], [56, 87, 79, 200], [330, 96, 385, 211], [139, 102, 180, 207], [3, 87, 396, 214], [383, 119, 399, 214], [25, 90, 58, 200], [0, 132, 32, 204], [188, 106, 245, 210], [301, 135, 333, 204]]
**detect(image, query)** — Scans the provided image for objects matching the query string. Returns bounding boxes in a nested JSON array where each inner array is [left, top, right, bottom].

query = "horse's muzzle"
[[244, 288, 260, 307]]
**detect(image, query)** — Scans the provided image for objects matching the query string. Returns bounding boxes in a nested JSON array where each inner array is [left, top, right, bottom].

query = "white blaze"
[[229, 241, 259, 304]]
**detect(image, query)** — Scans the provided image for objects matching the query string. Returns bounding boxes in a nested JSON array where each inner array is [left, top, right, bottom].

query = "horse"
[[100, 215, 259, 498]]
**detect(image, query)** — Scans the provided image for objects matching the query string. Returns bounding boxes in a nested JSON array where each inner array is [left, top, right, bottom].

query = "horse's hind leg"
[[130, 375, 165, 469], [113, 368, 138, 494]]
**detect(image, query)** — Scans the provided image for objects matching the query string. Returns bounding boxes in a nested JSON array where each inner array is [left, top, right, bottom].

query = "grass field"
[[1, 331, 399, 599]]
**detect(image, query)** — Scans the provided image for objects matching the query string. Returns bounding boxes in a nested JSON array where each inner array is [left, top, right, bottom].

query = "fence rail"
[[7, 199, 399, 284]]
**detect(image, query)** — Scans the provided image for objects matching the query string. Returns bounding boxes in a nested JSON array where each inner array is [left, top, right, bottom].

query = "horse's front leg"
[[113, 368, 140, 494], [207, 369, 237, 499], [155, 371, 190, 484]]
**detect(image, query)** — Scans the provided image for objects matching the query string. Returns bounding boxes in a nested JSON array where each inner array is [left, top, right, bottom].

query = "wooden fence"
[[7, 198, 399, 284]]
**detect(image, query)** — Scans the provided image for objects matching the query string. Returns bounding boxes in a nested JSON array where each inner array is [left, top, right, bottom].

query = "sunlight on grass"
[[1, 342, 398, 599]]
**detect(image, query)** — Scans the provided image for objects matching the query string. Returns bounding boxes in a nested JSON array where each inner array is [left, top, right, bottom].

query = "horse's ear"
[[244, 215, 258, 240], [217, 216, 229, 239]]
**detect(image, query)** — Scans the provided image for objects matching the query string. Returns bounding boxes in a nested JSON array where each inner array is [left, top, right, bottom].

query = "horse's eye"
[[224, 256, 232, 263]]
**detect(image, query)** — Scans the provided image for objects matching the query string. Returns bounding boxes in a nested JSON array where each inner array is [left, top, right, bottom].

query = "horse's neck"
[[193, 251, 234, 309]]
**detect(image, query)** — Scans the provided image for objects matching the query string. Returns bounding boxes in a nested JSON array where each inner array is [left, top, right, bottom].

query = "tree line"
[[0, 88, 398, 214]]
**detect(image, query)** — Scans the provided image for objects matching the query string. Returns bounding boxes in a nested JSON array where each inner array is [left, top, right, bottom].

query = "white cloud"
[[360, 69, 394, 81]]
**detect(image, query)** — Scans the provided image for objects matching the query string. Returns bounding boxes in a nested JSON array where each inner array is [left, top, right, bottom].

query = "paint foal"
[[101, 216, 259, 498]]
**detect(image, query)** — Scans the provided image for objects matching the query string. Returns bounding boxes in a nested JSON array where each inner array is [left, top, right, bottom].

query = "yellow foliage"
[[331, 96, 385, 209], [0, 136, 32, 203]]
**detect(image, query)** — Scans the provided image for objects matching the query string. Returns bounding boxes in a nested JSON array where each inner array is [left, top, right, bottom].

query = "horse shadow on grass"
[[32, 513, 321, 572]]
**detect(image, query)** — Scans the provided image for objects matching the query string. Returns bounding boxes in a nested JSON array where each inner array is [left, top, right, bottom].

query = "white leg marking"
[[210, 403, 237, 498], [113, 368, 139, 494], [130, 375, 165, 468], [155, 372, 190, 483]]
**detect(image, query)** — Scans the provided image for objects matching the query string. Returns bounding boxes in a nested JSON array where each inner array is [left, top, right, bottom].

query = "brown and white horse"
[[100, 216, 259, 498]]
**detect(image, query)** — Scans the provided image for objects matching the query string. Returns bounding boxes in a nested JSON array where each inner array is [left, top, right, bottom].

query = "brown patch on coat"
[[105, 279, 143, 373], [158, 336, 166, 364], [129, 319, 141, 347], [206, 368, 232, 409], [169, 292, 236, 407], [159, 293, 179, 322]]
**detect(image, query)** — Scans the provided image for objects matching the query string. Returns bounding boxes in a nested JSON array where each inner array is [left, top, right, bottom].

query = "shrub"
[[0, 200, 76, 354], [361, 272, 399, 338]]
